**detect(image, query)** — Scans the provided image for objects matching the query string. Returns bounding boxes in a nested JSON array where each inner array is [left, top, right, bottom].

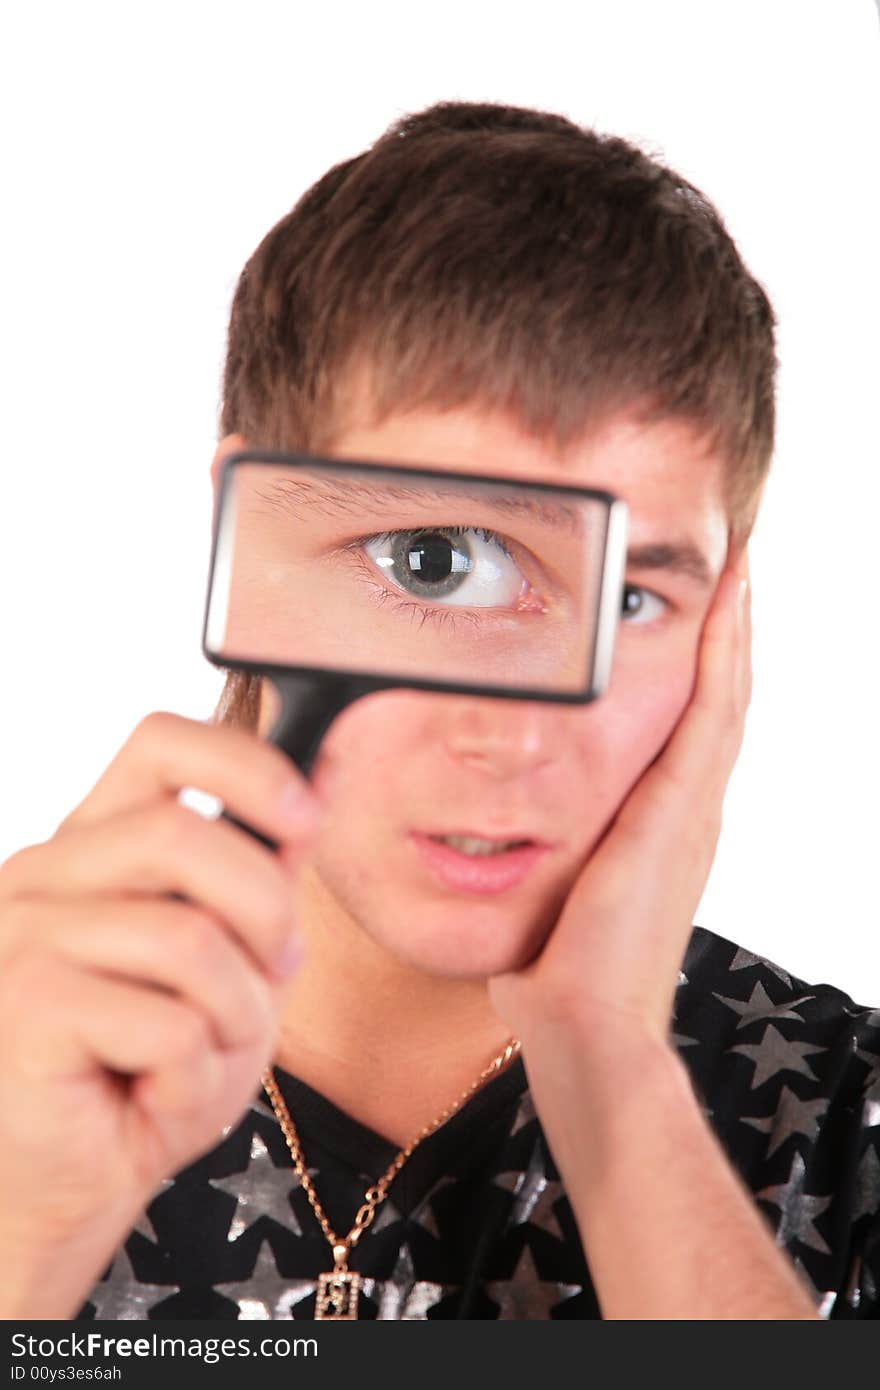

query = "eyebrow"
[[253, 473, 584, 532], [252, 472, 715, 585], [625, 540, 714, 588]]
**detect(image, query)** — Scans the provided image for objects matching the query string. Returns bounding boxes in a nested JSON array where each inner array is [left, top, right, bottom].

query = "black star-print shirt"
[[74, 926, 880, 1319]]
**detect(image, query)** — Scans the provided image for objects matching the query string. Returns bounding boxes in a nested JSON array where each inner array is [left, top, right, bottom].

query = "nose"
[[440, 695, 565, 780]]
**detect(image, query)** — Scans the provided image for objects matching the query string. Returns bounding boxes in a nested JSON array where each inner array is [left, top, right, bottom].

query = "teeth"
[[436, 835, 525, 856]]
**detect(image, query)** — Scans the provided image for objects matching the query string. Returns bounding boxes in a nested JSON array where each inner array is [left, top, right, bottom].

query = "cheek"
[[595, 643, 696, 793], [275, 690, 423, 885], [307, 689, 428, 815], [269, 640, 698, 872], [259, 683, 418, 794]]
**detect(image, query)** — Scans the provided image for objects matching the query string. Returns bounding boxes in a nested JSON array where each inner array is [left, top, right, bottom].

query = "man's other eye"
[[620, 584, 669, 625]]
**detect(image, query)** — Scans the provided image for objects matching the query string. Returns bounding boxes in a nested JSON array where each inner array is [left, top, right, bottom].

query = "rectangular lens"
[[204, 456, 622, 697]]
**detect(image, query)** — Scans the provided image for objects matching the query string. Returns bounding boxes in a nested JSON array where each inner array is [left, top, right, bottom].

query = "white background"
[[1, 1, 878, 1001]]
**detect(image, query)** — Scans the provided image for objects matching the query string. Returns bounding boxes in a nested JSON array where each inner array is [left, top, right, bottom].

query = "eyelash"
[[343, 529, 671, 630], [343, 526, 516, 632], [362, 583, 483, 631], [358, 525, 512, 555]]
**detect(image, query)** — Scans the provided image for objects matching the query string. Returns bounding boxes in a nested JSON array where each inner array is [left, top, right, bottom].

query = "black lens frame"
[[202, 448, 628, 707]]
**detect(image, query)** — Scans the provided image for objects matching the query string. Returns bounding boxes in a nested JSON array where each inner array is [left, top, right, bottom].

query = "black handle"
[[218, 672, 380, 853]]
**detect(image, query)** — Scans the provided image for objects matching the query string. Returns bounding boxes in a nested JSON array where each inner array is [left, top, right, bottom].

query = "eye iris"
[[622, 586, 642, 615], [394, 530, 472, 596]]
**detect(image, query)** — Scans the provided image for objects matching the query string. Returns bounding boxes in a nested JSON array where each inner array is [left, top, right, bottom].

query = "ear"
[[210, 432, 250, 494]]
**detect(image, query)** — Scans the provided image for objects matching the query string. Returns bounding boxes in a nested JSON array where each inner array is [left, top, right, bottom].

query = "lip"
[[422, 829, 551, 847], [408, 831, 550, 895]]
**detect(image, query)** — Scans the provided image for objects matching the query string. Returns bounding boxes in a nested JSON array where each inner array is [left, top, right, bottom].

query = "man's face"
[[236, 405, 730, 978]]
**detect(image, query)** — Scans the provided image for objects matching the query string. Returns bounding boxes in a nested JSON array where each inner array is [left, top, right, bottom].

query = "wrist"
[[518, 1003, 676, 1080], [518, 1012, 689, 1175]]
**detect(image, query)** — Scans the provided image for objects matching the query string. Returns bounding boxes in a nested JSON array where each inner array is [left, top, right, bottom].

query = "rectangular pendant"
[[316, 1269, 362, 1319]]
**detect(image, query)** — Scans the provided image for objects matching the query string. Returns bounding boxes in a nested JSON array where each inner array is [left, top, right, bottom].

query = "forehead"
[[327, 402, 730, 566]]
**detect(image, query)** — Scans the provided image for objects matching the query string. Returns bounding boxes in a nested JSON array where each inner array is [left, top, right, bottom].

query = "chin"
[[309, 837, 573, 977], [370, 899, 561, 980]]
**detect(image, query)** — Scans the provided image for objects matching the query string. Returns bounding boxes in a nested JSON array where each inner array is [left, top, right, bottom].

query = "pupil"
[[408, 533, 455, 585], [623, 586, 641, 615]]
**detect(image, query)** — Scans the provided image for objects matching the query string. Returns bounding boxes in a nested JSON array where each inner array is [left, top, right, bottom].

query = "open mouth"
[[426, 833, 533, 857], [409, 831, 549, 894], [425, 828, 536, 850]]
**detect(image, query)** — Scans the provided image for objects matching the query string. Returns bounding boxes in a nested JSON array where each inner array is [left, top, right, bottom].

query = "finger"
[[54, 710, 323, 845], [130, 1039, 232, 1118], [4, 952, 235, 1084], [647, 551, 749, 804], [0, 800, 306, 979], [609, 552, 747, 864], [2, 894, 280, 1051]]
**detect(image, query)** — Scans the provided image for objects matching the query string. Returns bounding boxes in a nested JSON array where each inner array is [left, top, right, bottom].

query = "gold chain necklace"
[[261, 1037, 522, 1319]]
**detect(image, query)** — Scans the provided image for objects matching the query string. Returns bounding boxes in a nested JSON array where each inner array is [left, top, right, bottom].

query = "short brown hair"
[[214, 100, 777, 729]]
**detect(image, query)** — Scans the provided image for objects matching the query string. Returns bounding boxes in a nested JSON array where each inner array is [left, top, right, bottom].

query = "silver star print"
[[492, 1140, 567, 1241], [669, 1029, 701, 1049], [755, 1149, 833, 1255], [409, 1175, 459, 1239], [365, 1187, 406, 1235], [713, 981, 815, 1030], [215, 1236, 317, 1319], [508, 1090, 538, 1137], [852, 1140, 880, 1224], [485, 1242, 582, 1319], [208, 1132, 319, 1240], [729, 1023, 827, 1090], [131, 1178, 175, 1241], [88, 1244, 177, 1319], [739, 1084, 829, 1158], [373, 1240, 458, 1319], [729, 946, 793, 987]]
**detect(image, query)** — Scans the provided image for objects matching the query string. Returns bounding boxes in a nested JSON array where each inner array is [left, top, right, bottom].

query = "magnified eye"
[[621, 584, 668, 625], [362, 526, 528, 608]]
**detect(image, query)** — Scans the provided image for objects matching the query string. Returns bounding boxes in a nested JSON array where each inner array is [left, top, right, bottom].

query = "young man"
[[1, 102, 877, 1321]]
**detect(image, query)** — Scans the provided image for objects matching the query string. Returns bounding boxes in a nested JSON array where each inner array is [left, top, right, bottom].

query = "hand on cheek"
[[487, 546, 752, 1050]]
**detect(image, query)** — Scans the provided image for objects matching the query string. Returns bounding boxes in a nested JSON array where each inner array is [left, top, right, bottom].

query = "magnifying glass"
[[201, 449, 628, 848]]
